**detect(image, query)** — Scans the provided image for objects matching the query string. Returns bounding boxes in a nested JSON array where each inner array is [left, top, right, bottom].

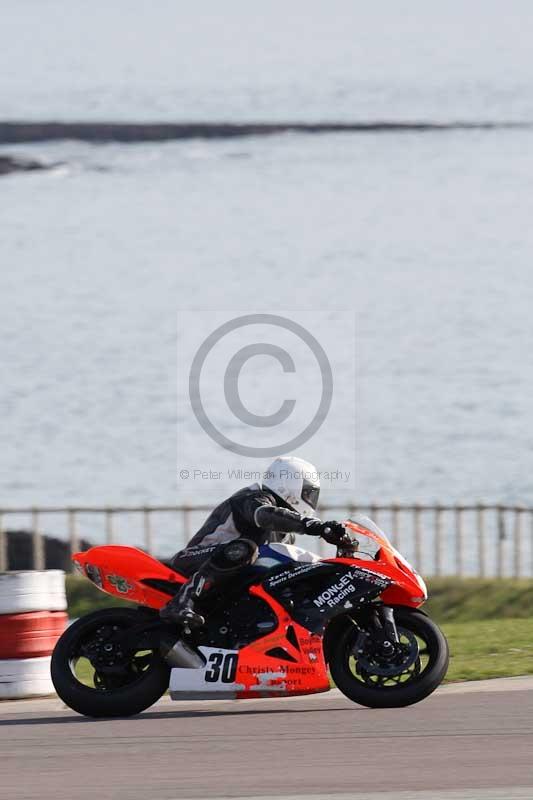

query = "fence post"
[[143, 508, 153, 554], [105, 509, 114, 544], [513, 508, 523, 579], [497, 506, 505, 578], [31, 508, 45, 570], [182, 505, 191, 548], [455, 507, 464, 577], [0, 512, 6, 571], [434, 505, 443, 576], [68, 509, 79, 562], [391, 504, 400, 549], [414, 505, 422, 572], [476, 504, 486, 578], [531, 510, 533, 579]]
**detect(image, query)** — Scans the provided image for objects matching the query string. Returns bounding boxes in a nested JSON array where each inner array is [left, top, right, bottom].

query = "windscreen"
[[349, 515, 390, 542], [346, 515, 391, 559]]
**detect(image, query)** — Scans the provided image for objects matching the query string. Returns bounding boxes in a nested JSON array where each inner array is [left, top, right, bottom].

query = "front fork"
[[379, 605, 400, 645], [353, 604, 399, 659]]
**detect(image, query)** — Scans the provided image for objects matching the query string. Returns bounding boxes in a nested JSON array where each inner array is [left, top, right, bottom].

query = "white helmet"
[[263, 456, 320, 518]]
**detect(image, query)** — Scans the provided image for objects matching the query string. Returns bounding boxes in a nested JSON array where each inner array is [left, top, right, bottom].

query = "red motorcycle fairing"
[[333, 518, 428, 609], [169, 587, 331, 699], [72, 521, 427, 698], [73, 545, 187, 609], [74, 545, 331, 698]]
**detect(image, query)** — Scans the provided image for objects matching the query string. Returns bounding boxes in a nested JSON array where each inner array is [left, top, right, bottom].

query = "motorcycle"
[[51, 516, 449, 717]]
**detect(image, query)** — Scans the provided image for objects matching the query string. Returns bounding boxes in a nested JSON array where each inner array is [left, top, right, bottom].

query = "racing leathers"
[[160, 483, 346, 627]]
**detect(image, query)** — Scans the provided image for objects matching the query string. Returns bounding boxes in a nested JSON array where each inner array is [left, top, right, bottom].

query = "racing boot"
[[159, 571, 211, 628]]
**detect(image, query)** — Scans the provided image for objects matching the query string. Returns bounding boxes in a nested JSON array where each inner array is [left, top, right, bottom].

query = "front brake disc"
[[354, 627, 419, 677]]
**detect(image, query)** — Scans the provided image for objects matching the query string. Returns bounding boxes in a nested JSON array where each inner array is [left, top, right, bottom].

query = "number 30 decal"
[[205, 652, 238, 683]]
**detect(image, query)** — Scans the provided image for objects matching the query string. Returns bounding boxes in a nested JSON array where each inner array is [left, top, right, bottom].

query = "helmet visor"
[[301, 480, 320, 511]]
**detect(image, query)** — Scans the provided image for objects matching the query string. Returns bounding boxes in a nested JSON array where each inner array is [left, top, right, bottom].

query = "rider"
[[161, 455, 347, 627]]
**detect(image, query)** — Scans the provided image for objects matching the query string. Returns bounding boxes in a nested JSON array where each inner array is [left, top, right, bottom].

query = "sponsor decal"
[[266, 562, 326, 588], [107, 574, 134, 594], [238, 664, 315, 676], [313, 568, 389, 609], [299, 635, 321, 646]]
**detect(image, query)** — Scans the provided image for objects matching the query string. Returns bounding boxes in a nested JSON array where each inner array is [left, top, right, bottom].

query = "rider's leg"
[[160, 538, 258, 627]]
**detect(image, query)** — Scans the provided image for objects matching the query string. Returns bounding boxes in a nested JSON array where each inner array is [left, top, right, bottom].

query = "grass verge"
[[424, 578, 533, 623], [442, 617, 533, 682]]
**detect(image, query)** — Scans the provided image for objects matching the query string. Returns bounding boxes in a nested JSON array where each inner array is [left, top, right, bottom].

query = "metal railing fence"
[[1, 503, 533, 578]]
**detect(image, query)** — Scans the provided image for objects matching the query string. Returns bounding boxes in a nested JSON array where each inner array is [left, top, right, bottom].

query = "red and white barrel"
[[0, 571, 67, 698]]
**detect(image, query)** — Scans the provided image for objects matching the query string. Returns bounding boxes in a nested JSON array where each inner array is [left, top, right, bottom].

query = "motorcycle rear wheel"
[[329, 607, 449, 708], [51, 607, 170, 717]]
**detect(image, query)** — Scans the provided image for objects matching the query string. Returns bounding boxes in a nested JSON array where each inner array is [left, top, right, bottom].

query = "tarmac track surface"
[[1, 677, 533, 800]]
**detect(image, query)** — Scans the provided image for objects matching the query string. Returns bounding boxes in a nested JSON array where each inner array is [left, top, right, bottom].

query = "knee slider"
[[211, 538, 258, 573]]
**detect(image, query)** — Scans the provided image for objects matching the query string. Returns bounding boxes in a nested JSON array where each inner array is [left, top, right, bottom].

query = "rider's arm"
[[253, 504, 310, 534], [255, 505, 347, 545], [234, 491, 346, 544], [233, 491, 311, 540]]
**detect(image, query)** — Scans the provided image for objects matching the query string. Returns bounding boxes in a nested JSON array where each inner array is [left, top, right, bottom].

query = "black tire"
[[329, 607, 449, 708], [51, 607, 170, 718]]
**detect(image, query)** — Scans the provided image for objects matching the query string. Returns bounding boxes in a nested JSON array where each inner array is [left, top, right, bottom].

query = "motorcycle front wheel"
[[329, 607, 449, 708], [51, 607, 170, 717]]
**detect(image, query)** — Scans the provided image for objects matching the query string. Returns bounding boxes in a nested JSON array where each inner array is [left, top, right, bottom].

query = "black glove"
[[304, 518, 346, 545]]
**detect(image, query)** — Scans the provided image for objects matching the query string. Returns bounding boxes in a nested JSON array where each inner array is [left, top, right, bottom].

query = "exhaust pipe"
[[160, 637, 206, 669]]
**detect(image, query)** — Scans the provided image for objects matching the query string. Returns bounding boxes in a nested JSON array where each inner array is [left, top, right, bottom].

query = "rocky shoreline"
[[0, 119, 530, 145], [0, 154, 57, 176], [4, 530, 93, 570]]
